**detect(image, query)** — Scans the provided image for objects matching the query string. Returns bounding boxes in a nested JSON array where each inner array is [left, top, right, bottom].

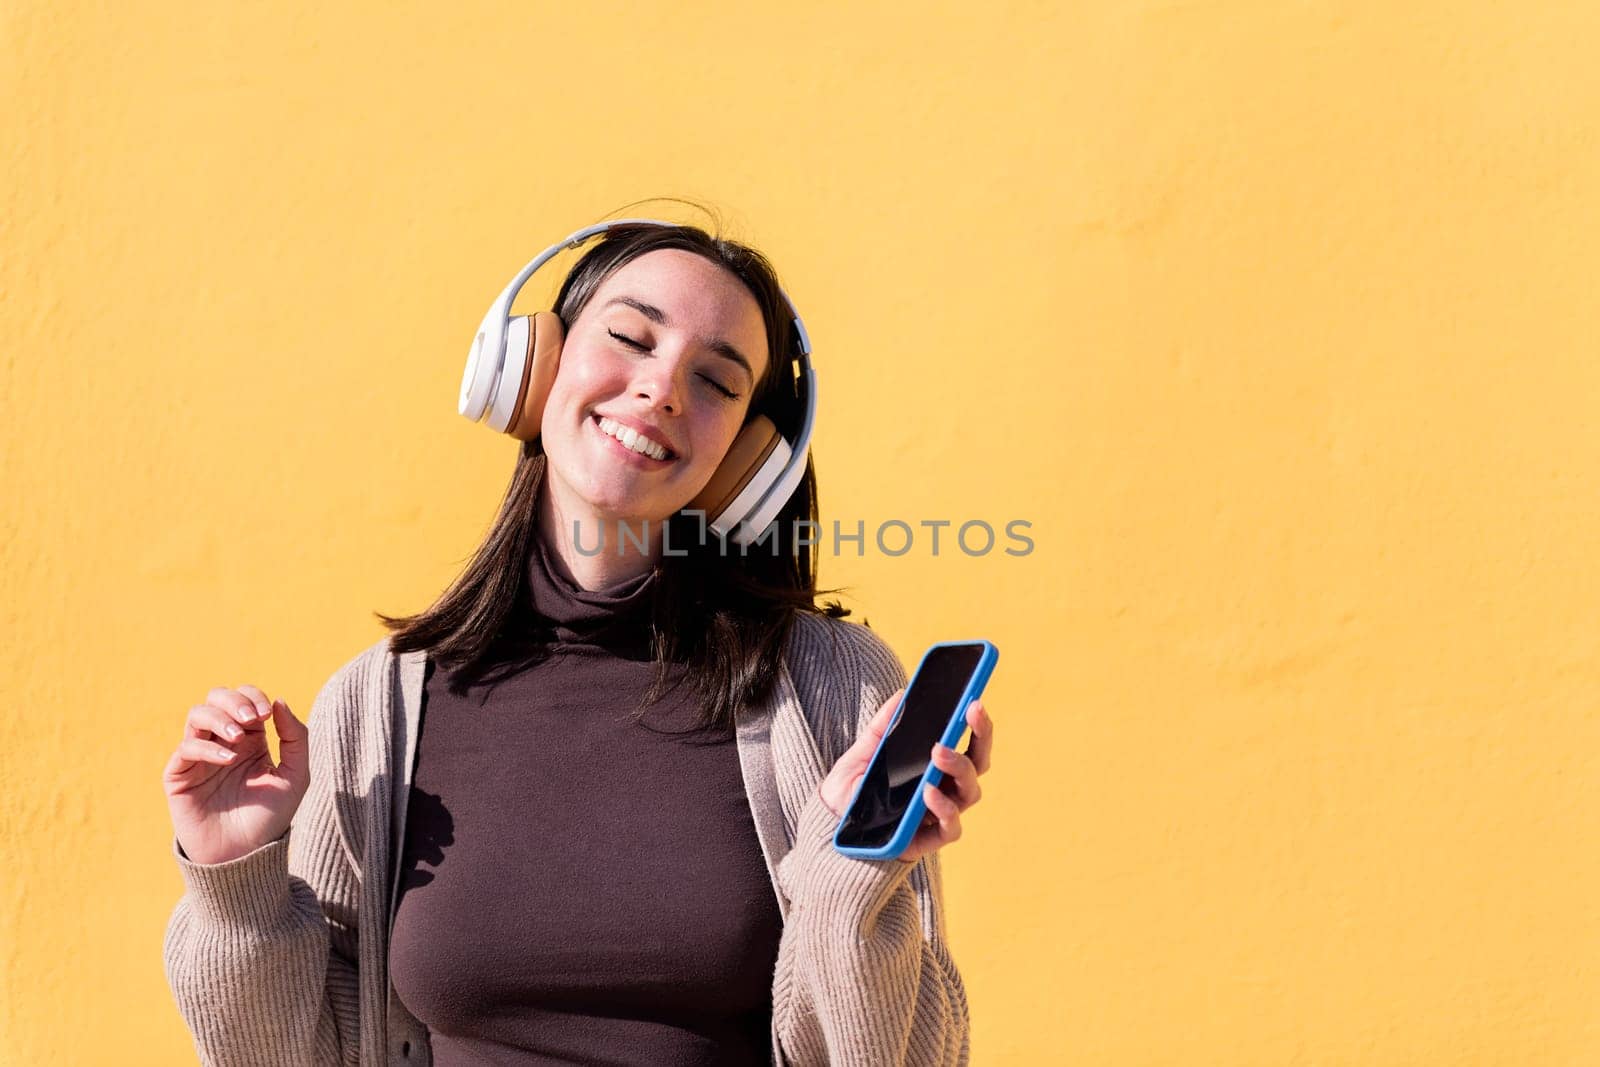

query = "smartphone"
[[832, 639, 999, 860]]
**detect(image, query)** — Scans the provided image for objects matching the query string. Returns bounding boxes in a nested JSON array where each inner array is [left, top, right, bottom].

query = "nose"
[[631, 354, 684, 416]]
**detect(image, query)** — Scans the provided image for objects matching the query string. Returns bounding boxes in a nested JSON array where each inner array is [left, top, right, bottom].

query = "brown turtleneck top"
[[387, 526, 784, 1064]]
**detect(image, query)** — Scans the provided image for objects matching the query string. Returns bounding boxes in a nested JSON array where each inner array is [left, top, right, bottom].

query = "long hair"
[[375, 219, 853, 733]]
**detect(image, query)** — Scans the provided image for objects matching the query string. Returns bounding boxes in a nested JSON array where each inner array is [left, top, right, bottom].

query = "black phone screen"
[[835, 643, 986, 850]]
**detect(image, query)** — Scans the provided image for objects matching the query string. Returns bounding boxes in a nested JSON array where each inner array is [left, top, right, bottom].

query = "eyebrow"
[[601, 296, 756, 380]]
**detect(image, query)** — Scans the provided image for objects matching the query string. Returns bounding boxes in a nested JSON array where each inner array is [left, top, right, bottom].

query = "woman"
[[162, 220, 995, 1066]]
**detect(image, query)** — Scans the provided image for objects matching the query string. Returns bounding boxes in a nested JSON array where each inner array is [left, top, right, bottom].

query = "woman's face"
[[540, 248, 772, 532]]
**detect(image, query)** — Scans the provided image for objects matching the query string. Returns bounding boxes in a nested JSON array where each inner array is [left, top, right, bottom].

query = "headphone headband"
[[458, 218, 818, 546]]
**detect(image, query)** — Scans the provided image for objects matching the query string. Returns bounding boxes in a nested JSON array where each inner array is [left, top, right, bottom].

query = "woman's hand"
[[817, 686, 995, 866], [161, 685, 311, 866]]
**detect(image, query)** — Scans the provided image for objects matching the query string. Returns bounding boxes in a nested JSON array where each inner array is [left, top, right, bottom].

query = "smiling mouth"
[[590, 413, 676, 463]]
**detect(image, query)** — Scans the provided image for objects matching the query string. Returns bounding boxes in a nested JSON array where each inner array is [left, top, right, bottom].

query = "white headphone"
[[458, 218, 817, 547]]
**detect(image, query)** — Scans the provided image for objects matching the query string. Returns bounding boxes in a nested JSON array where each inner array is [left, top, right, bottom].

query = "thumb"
[[271, 698, 310, 787], [856, 685, 907, 751]]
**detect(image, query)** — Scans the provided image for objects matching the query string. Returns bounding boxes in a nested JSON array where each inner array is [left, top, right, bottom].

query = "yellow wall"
[[4, 2, 1597, 1062]]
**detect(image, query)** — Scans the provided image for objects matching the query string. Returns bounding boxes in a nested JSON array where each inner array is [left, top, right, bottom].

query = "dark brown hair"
[[375, 218, 853, 733]]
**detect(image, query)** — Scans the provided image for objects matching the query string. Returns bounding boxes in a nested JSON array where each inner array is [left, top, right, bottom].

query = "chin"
[[550, 451, 701, 524], [573, 486, 670, 526]]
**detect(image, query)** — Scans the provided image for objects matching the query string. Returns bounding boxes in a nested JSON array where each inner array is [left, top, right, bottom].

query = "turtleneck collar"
[[523, 521, 658, 654]]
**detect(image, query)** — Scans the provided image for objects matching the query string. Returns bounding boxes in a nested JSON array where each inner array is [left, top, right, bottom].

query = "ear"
[[507, 310, 566, 441]]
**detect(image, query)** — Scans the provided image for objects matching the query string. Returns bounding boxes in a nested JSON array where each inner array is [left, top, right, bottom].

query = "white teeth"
[[596, 416, 670, 461]]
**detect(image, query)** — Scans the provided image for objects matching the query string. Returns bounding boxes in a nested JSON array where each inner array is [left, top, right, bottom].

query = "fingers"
[[175, 685, 284, 779], [171, 736, 240, 774], [894, 777, 967, 866], [931, 743, 982, 809], [893, 699, 994, 865], [185, 704, 247, 744], [235, 685, 276, 722], [207, 686, 273, 727], [920, 781, 962, 844], [227, 687, 273, 723], [964, 699, 994, 775]]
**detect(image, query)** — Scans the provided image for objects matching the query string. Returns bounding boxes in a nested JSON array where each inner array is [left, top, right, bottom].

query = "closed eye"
[[608, 328, 647, 351], [700, 375, 740, 400], [608, 329, 741, 401]]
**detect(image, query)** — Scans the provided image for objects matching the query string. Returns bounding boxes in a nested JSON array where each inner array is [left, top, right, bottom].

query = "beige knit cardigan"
[[163, 612, 970, 1065]]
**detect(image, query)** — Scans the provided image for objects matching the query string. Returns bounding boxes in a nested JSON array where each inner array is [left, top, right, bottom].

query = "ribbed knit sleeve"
[[162, 659, 368, 1066], [772, 621, 972, 1066]]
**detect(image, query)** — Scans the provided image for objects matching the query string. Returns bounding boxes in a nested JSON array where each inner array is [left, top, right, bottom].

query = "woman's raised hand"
[[162, 685, 311, 866], [817, 686, 995, 867]]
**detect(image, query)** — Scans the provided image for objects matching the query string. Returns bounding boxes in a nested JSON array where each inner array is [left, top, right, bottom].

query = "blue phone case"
[[831, 639, 999, 861]]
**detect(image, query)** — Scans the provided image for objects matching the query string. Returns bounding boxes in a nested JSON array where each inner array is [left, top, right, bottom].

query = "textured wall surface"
[[3, 2, 1598, 1063]]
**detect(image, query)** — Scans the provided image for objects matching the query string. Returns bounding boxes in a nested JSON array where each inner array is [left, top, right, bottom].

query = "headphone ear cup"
[[687, 414, 785, 533], [506, 311, 565, 441]]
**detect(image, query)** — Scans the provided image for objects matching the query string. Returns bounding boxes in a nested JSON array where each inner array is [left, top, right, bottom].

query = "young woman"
[[162, 221, 995, 1066]]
